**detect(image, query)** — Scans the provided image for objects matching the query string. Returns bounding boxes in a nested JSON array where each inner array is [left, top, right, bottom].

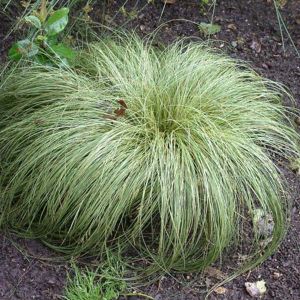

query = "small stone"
[[48, 278, 56, 285], [250, 40, 262, 53], [245, 280, 267, 298], [231, 41, 238, 48], [273, 272, 283, 279]]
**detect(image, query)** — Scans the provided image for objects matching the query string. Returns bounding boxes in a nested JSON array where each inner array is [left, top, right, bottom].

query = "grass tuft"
[[64, 259, 126, 300], [0, 34, 299, 277]]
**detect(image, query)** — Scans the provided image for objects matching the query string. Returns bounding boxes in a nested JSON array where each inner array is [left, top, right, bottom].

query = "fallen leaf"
[[114, 108, 126, 117], [204, 267, 226, 280], [245, 280, 267, 298], [238, 254, 249, 262], [113, 99, 128, 118], [118, 99, 128, 109], [82, 4, 93, 14], [205, 277, 212, 287], [214, 286, 228, 294], [227, 23, 237, 31]]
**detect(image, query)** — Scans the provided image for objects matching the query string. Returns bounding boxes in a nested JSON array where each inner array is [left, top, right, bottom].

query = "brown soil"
[[0, 0, 299, 299]]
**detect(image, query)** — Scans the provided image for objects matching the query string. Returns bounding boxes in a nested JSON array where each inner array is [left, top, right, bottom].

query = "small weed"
[[290, 158, 300, 175], [64, 258, 127, 300], [8, 0, 75, 66], [120, 6, 138, 20], [64, 266, 102, 300], [198, 22, 221, 36]]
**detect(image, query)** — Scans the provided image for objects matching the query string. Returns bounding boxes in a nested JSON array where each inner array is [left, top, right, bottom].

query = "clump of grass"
[[64, 266, 103, 300], [64, 259, 126, 300], [0, 34, 299, 277]]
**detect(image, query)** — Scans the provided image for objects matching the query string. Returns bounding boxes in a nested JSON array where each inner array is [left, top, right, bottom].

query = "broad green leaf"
[[8, 43, 23, 61], [8, 39, 39, 61], [50, 43, 76, 60], [46, 35, 58, 47], [34, 54, 51, 65], [198, 22, 221, 36], [45, 8, 69, 36], [24, 15, 41, 29]]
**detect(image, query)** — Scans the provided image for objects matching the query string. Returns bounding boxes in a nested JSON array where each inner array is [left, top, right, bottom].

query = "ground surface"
[[0, 0, 300, 299]]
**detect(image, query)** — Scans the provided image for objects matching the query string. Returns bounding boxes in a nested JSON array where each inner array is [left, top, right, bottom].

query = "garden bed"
[[0, 0, 299, 299]]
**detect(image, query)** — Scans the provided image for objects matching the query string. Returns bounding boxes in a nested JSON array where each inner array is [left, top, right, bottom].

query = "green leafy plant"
[[0, 34, 299, 279], [8, 0, 75, 65]]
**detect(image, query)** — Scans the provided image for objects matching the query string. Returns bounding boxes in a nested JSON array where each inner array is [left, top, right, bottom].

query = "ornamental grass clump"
[[0, 35, 299, 275]]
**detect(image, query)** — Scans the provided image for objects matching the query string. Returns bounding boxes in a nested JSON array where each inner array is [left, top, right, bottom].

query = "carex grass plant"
[[0, 33, 299, 278]]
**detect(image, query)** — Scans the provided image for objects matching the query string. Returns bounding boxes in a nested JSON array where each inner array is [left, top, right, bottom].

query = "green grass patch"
[[64, 260, 126, 300]]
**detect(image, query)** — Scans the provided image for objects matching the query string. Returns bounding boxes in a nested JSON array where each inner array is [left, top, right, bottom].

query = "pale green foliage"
[[0, 34, 299, 276]]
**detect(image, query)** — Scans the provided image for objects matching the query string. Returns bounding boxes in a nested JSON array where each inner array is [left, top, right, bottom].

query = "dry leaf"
[[227, 23, 237, 31], [114, 108, 126, 117], [83, 4, 93, 14], [114, 99, 128, 118], [204, 267, 226, 280], [245, 280, 267, 298], [21, 1, 31, 8], [117, 99, 128, 109], [214, 286, 228, 294]]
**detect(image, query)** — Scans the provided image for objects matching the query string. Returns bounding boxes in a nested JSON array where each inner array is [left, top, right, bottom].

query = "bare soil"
[[0, 0, 299, 299]]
